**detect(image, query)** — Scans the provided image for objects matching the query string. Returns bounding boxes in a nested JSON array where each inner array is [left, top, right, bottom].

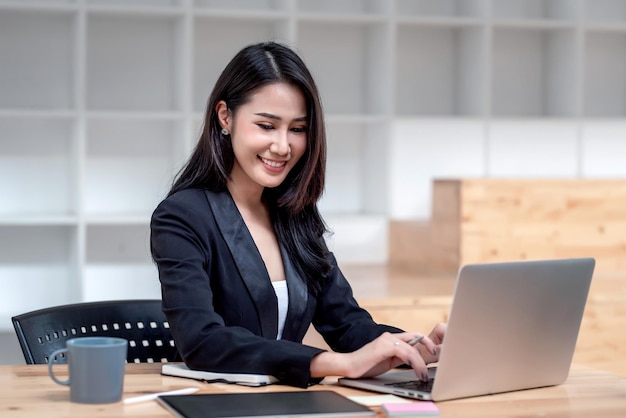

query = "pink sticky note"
[[382, 401, 440, 416]]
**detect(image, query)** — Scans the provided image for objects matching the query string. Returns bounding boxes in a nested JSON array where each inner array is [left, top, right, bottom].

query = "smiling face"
[[217, 82, 308, 197]]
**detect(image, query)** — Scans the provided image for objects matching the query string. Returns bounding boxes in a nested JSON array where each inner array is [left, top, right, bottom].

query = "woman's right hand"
[[310, 329, 441, 382], [417, 322, 446, 364]]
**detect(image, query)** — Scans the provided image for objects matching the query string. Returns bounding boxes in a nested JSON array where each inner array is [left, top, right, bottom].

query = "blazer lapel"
[[205, 190, 279, 339], [280, 245, 310, 342]]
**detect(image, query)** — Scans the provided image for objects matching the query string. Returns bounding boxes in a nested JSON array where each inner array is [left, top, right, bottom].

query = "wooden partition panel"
[[391, 179, 626, 274]]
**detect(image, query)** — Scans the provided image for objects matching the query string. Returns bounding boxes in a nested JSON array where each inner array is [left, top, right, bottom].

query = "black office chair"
[[12, 299, 179, 364]]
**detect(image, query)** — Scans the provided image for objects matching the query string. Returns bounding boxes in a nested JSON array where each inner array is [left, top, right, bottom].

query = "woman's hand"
[[416, 322, 446, 364], [310, 324, 446, 382]]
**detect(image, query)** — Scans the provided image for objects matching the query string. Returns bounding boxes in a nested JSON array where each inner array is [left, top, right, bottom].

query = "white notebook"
[[162, 363, 278, 387]]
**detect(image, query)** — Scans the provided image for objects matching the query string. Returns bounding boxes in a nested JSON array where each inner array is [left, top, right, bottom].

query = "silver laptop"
[[338, 258, 595, 401]]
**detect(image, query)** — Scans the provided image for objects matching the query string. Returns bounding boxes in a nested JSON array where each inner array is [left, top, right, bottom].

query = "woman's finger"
[[390, 335, 430, 381], [399, 333, 438, 357]]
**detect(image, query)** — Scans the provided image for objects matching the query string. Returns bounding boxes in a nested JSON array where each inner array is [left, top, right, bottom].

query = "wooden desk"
[[2, 364, 625, 417]]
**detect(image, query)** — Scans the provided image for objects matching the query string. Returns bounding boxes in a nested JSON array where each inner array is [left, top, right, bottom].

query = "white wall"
[[389, 119, 626, 220]]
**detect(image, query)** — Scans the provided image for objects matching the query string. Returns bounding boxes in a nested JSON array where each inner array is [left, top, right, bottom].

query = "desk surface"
[[1, 364, 625, 417]]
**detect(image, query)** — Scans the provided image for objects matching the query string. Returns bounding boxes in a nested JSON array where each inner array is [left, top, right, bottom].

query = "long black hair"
[[169, 42, 331, 293]]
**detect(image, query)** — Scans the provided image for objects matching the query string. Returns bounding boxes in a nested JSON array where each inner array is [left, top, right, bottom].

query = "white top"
[[271, 280, 289, 340]]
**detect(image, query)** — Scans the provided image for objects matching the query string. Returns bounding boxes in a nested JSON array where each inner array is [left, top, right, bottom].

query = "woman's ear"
[[215, 100, 231, 132]]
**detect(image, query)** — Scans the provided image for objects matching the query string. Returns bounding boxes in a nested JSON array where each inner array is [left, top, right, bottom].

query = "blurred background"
[[1, 0, 626, 364]]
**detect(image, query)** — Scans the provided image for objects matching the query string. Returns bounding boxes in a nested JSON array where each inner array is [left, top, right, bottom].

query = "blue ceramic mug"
[[48, 337, 128, 404]]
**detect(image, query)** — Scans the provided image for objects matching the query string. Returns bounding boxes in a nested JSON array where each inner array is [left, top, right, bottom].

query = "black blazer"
[[150, 189, 401, 388]]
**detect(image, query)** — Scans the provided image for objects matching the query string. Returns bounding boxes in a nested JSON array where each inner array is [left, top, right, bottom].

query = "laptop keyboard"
[[385, 378, 435, 393]]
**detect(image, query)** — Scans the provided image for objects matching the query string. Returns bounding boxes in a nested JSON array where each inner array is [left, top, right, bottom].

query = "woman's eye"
[[258, 124, 274, 130], [291, 126, 307, 133]]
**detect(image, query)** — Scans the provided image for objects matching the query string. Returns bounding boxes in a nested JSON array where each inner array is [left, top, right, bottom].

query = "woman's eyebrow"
[[254, 112, 307, 122]]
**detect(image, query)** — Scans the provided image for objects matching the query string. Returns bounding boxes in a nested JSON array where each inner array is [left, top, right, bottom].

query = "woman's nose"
[[270, 130, 290, 156]]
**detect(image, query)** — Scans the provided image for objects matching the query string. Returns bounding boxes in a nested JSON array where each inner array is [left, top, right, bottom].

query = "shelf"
[[583, 31, 626, 117], [84, 223, 159, 300], [86, 110, 184, 120], [581, 121, 626, 176], [296, 13, 387, 23], [319, 120, 388, 215], [583, 0, 626, 24], [0, 109, 76, 119], [85, 3, 185, 16], [394, 0, 487, 18], [84, 118, 182, 216], [82, 264, 161, 301], [86, 13, 182, 111], [194, 0, 287, 12], [192, 15, 290, 113], [2, 0, 626, 334], [323, 214, 388, 264], [320, 122, 367, 215], [297, 0, 389, 16], [487, 120, 579, 177], [0, 1, 76, 13], [491, 27, 578, 117], [86, 224, 152, 263], [0, 225, 79, 329], [324, 114, 390, 124], [88, 0, 183, 6], [492, 0, 578, 21], [395, 24, 485, 116], [388, 118, 486, 220], [0, 117, 76, 216], [395, 16, 484, 26], [192, 8, 289, 20], [0, 9, 75, 109], [297, 20, 391, 115], [491, 19, 577, 30], [0, 215, 78, 226]]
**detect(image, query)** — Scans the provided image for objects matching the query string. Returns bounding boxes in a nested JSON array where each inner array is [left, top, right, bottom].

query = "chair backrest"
[[12, 299, 179, 364]]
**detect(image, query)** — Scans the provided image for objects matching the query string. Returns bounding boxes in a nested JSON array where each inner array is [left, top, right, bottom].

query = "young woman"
[[150, 41, 445, 388]]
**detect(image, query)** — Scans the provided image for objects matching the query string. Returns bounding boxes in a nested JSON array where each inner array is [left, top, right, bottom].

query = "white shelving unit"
[[1, 0, 626, 331]]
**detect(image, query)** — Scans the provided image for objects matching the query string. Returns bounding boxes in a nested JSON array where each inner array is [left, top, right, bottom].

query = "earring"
[[221, 128, 229, 136]]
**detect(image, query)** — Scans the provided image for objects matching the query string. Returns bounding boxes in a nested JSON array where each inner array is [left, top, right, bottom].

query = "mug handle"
[[48, 348, 70, 386]]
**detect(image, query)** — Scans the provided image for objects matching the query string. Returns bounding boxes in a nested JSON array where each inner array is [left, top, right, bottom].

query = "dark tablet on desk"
[[157, 390, 375, 418]]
